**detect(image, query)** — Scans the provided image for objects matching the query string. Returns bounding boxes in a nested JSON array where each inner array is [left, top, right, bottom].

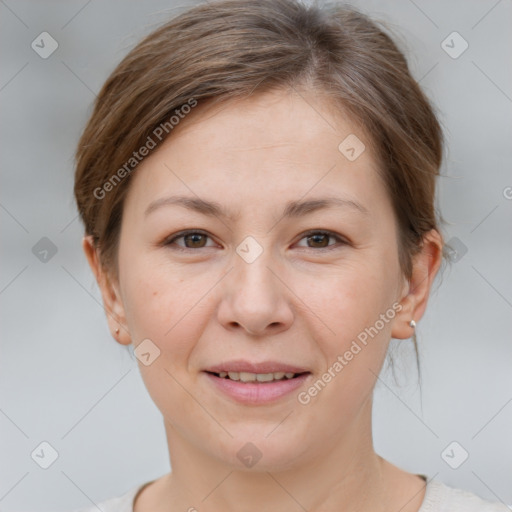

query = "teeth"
[[217, 371, 298, 382], [240, 372, 257, 382], [256, 373, 273, 382]]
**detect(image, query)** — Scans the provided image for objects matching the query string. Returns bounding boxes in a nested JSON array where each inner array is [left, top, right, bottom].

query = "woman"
[[72, 0, 508, 510]]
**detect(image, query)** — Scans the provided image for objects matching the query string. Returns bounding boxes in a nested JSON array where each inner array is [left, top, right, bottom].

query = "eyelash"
[[162, 229, 348, 252]]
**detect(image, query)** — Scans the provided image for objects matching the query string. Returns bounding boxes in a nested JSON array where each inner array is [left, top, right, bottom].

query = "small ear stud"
[[115, 328, 120, 335], [409, 320, 416, 328]]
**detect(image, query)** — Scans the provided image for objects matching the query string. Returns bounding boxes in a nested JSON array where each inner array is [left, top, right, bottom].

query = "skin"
[[83, 88, 442, 512]]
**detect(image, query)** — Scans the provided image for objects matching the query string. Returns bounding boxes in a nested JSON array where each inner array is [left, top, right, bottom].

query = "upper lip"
[[205, 360, 310, 374]]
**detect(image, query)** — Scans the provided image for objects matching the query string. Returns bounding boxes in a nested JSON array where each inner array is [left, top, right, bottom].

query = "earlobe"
[[391, 229, 443, 340], [81, 236, 131, 345]]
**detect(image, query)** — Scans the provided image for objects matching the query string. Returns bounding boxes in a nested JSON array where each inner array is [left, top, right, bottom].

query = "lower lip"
[[204, 372, 310, 405]]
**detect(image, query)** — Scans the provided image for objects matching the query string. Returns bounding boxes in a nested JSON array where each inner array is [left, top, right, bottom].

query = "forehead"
[[123, 88, 390, 221]]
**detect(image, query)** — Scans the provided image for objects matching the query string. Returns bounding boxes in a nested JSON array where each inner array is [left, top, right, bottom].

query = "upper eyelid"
[[296, 229, 346, 241]]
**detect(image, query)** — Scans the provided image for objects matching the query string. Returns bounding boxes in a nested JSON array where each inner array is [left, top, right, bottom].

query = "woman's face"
[[110, 88, 413, 470]]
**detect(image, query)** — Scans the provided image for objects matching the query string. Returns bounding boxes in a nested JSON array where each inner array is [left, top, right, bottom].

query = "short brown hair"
[[74, 0, 445, 285]]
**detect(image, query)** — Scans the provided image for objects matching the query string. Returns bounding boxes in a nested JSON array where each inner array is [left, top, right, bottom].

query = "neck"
[[156, 400, 392, 512]]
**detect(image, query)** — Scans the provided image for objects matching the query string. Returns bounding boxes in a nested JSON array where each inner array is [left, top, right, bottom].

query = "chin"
[[215, 433, 309, 473]]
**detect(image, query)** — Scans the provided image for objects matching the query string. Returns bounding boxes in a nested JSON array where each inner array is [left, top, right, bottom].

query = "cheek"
[[120, 264, 211, 419], [294, 260, 395, 345], [293, 263, 400, 417], [294, 269, 395, 422], [120, 258, 206, 359]]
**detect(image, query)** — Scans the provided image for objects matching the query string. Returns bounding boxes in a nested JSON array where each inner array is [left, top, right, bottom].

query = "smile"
[[213, 371, 301, 382], [204, 370, 311, 405]]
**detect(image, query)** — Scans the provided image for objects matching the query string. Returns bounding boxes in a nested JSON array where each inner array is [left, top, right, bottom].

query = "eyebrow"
[[144, 195, 369, 220]]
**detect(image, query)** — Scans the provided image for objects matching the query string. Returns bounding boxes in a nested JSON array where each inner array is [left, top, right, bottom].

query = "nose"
[[216, 252, 294, 337]]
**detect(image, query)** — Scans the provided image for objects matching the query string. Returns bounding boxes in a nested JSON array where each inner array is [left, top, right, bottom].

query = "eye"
[[295, 230, 347, 250], [162, 229, 348, 252], [163, 230, 217, 250]]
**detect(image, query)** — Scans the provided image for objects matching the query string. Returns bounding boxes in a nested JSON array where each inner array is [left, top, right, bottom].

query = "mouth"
[[205, 370, 308, 383], [203, 361, 311, 404]]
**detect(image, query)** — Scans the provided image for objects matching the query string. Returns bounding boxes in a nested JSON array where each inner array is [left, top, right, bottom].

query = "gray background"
[[1, 0, 511, 510]]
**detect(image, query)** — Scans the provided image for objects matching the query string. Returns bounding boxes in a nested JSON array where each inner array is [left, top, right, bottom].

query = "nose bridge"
[[217, 238, 294, 334], [233, 241, 280, 306]]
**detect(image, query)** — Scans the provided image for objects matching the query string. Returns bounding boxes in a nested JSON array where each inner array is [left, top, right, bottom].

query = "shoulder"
[[420, 479, 510, 512], [70, 482, 149, 512]]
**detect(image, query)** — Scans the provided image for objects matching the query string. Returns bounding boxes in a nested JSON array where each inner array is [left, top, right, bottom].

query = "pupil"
[[185, 233, 205, 248], [309, 234, 328, 247]]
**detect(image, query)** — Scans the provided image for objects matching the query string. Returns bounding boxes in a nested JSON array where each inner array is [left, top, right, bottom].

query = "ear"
[[82, 235, 131, 345], [391, 229, 443, 339]]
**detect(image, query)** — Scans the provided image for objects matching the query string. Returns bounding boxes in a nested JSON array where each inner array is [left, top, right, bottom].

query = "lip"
[[205, 360, 309, 374], [204, 372, 310, 405]]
